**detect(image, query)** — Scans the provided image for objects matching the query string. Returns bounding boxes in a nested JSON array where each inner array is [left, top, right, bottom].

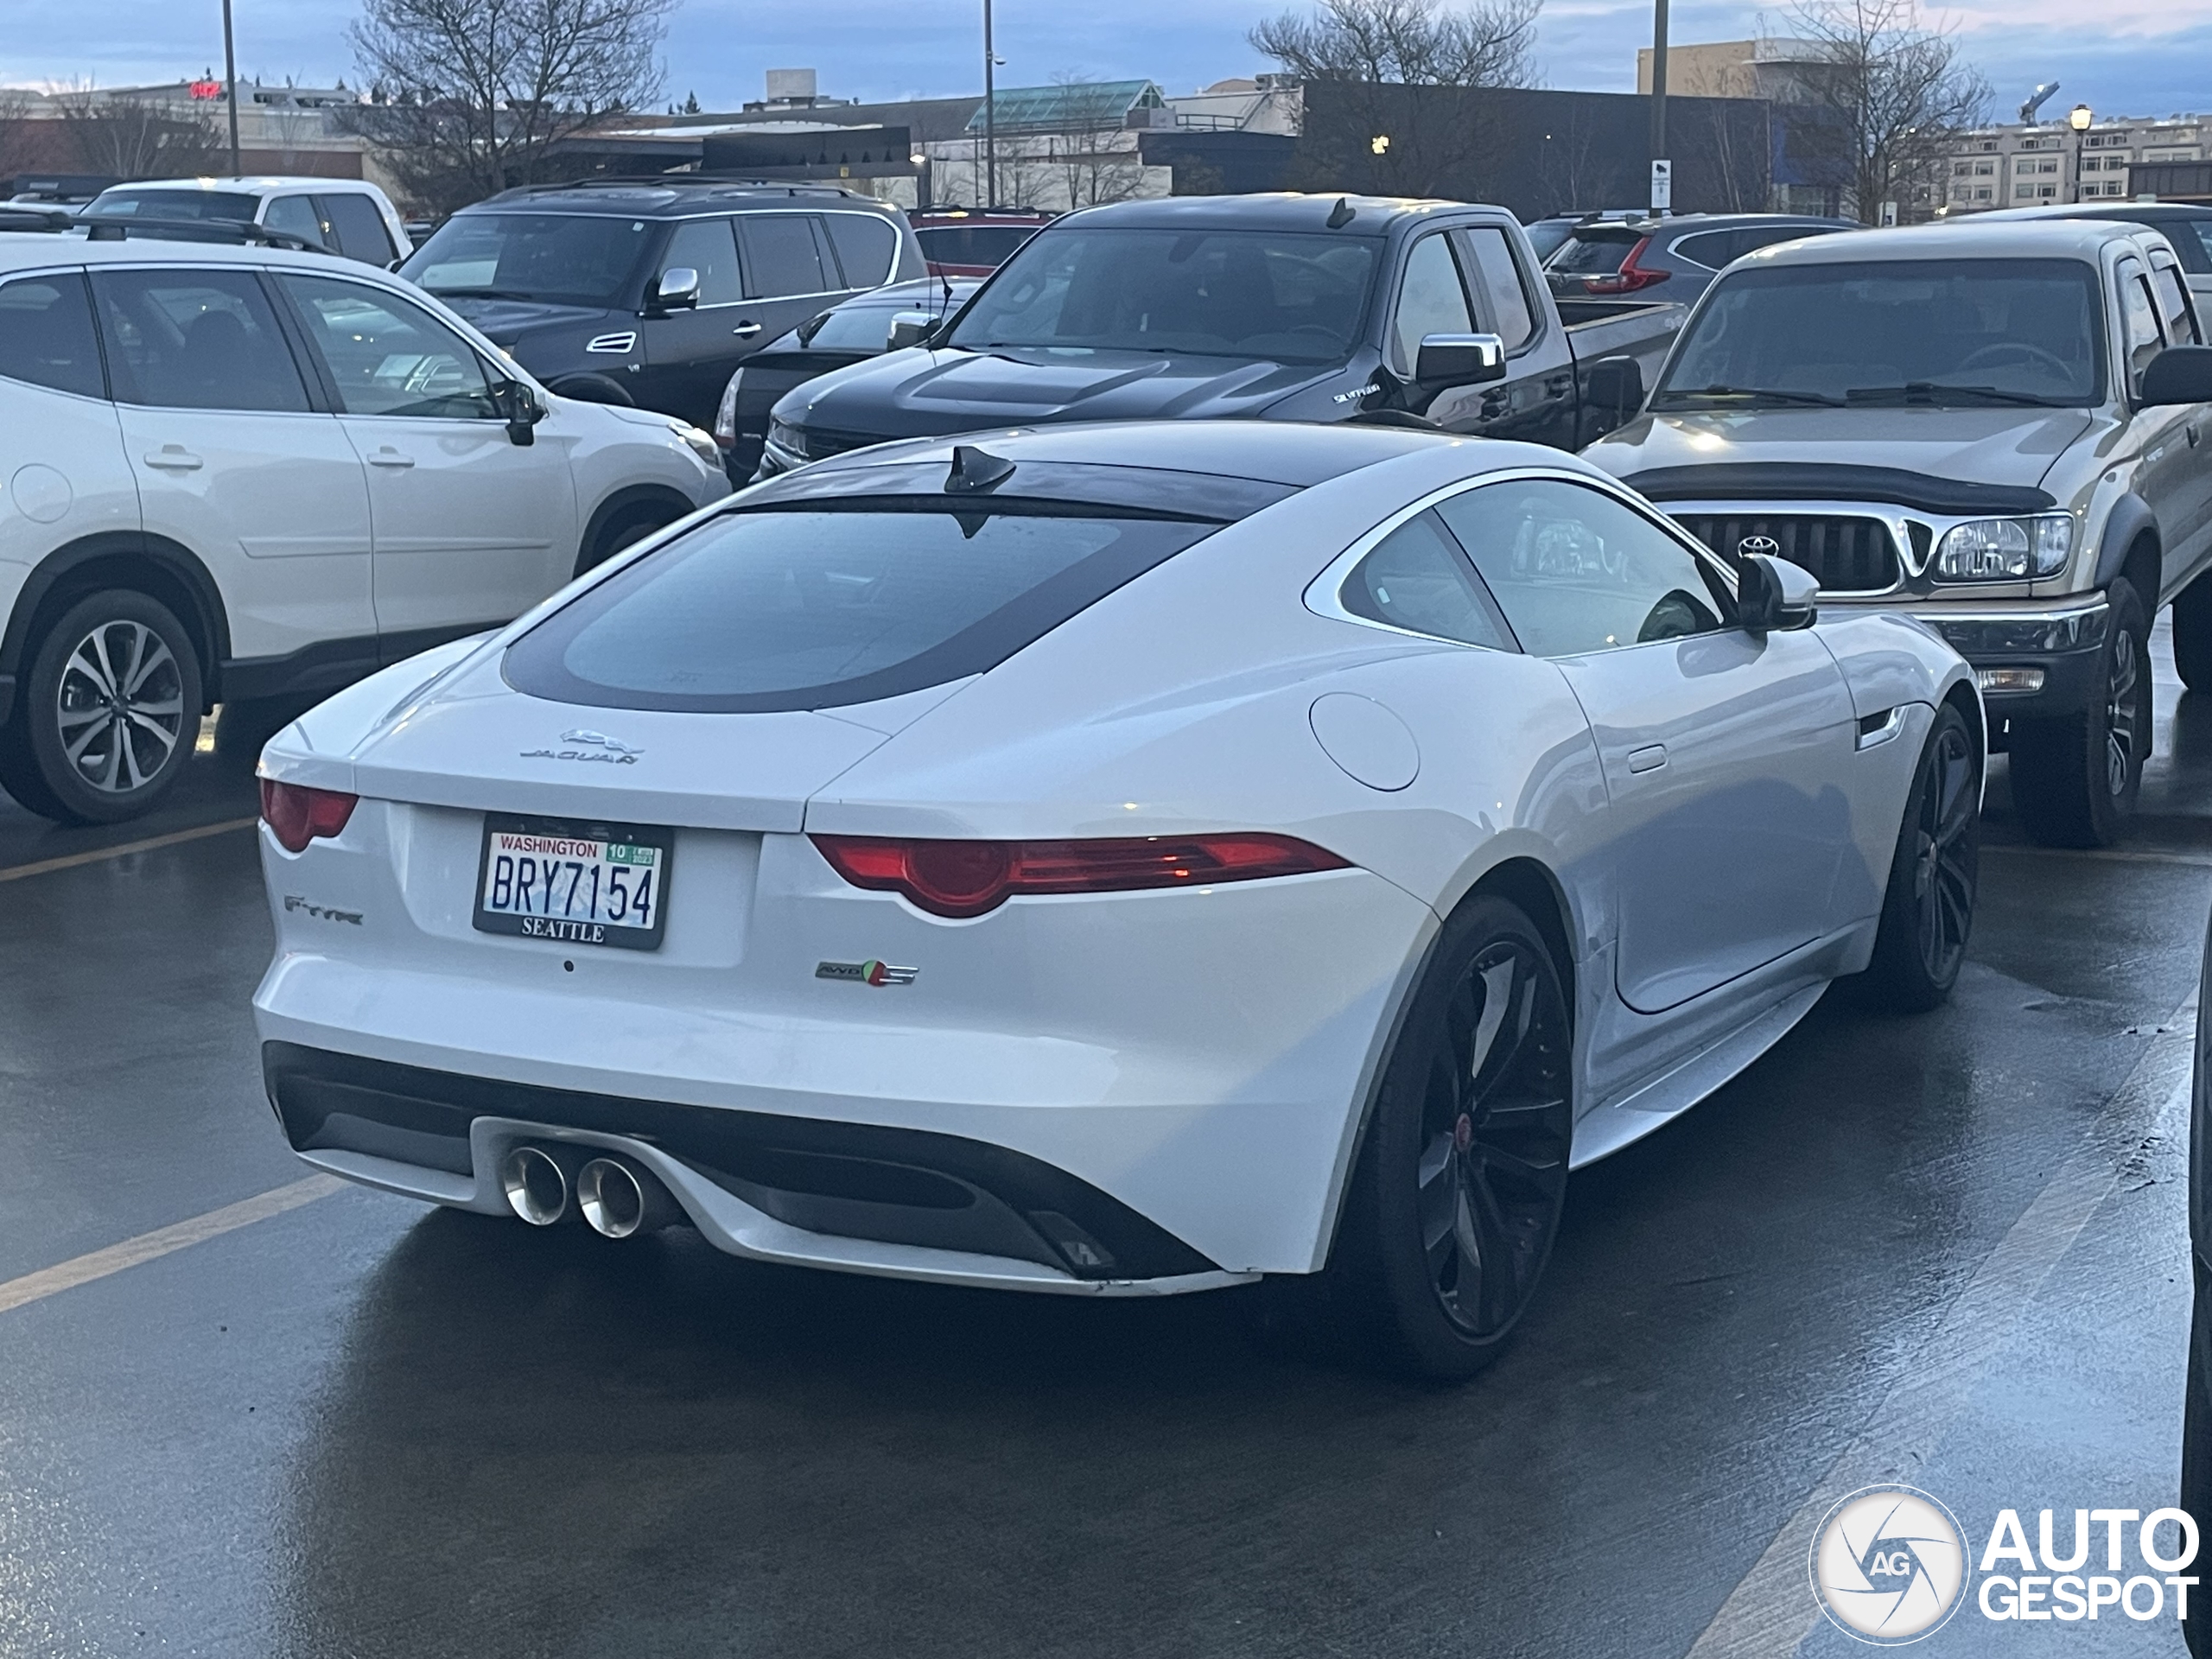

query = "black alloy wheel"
[[1859, 703, 1980, 1012], [2010, 575, 2150, 848], [1330, 894, 1574, 1379]]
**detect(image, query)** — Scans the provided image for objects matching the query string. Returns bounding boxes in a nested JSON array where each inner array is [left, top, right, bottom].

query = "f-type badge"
[[521, 728, 644, 765], [816, 959, 918, 987]]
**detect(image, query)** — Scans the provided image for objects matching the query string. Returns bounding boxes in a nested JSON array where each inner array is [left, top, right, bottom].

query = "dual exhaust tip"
[[499, 1145, 677, 1237]]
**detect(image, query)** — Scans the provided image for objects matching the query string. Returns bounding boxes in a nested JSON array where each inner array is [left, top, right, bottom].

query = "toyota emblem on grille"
[[1738, 534, 1782, 561]]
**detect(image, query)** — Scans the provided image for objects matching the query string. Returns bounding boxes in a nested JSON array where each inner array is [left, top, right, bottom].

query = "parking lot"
[[0, 627, 2196, 1657]]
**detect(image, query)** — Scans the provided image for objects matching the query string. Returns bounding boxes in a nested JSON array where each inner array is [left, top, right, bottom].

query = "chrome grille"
[[1670, 512, 1901, 594]]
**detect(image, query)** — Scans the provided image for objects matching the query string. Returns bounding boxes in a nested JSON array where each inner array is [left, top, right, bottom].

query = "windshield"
[[503, 501, 1221, 713], [83, 190, 258, 222], [1655, 258, 2107, 409], [947, 227, 1377, 363], [400, 212, 655, 307]]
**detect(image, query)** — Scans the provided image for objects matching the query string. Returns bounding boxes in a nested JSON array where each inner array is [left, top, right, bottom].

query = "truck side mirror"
[[1415, 333, 1507, 386], [1737, 552, 1818, 633], [1586, 354, 1645, 423], [886, 310, 936, 351], [2139, 344, 2212, 406], [649, 267, 700, 315]]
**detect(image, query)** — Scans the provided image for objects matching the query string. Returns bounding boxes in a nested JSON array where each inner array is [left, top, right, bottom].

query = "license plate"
[[473, 815, 672, 950]]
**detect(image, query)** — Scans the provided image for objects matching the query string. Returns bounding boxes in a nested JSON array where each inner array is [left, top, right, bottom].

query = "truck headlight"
[[766, 417, 808, 461], [1933, 514, 2073, 581]]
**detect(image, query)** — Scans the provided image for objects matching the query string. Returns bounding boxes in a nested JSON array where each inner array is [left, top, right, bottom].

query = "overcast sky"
[[7, 0, 2209, 123]]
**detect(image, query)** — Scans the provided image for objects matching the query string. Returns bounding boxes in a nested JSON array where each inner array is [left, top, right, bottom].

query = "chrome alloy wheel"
[[1414, 938, 1573, 1338], [2107, 621, 2143, 800], [54, 620, 186, 794], [1910, 719, 1977, 986]]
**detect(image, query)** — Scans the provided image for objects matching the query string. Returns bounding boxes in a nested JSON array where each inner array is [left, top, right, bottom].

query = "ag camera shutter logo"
[[1809, 1485, 1971, 1644]]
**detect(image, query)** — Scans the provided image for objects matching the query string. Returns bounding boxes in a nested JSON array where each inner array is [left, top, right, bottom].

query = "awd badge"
[[816, 959, 918, 987]]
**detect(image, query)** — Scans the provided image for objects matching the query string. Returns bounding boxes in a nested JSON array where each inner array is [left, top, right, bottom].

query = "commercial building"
[[1940, 113, 2208, 213], [2, 79, 379, 193]]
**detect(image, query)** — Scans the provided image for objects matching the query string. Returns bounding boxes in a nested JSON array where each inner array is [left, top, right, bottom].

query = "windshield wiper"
[[1845, 382, 2075, 407], [1656, 383, 1845, 408]]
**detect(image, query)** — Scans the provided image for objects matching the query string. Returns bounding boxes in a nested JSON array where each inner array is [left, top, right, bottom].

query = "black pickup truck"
[[757, 193, 1682, 474]]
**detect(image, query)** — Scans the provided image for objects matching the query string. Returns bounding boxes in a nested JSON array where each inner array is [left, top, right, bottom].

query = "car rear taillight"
[[713, 373, 739, 449], [260, 779, 358, 853], [810, 833, 1351, 918], [1581, 237, 1669, 295]]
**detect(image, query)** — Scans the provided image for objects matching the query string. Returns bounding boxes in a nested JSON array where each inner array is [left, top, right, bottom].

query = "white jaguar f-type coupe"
[[252, 421, 1980, 1377]]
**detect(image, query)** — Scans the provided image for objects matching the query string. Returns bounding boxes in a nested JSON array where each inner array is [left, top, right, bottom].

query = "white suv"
[[81, 176, 414, 266], [0, 235, 731, 823]]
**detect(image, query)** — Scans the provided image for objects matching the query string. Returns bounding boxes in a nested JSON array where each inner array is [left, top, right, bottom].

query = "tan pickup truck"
[[1585, 219, 2212, 846]]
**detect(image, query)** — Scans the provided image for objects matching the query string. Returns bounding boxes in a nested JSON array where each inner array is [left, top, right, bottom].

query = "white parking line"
[[0, 816, 256, 885], [0, 1175, 342, 1317], [1681, 995, 2197, 1659], [1983, 842, 2212, 870]]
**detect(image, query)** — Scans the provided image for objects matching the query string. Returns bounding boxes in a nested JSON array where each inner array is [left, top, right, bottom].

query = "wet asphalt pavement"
[[0, 641, 2205, 1658]]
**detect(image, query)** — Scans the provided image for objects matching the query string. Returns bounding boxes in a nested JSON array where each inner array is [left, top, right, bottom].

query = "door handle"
[[143, 446, 201, 471], [2190, 423, 2201, 448], [731, 321, 763, 338], [1627, 743, 1668, 774], [367, 448, 416, 468]]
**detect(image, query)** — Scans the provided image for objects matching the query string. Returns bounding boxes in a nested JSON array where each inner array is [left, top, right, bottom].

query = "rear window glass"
[[823, 213, 899, 286], [918, 225, 1039, 267], [83, 189, 259, 222], [504, 502, 1221, 712], [1546, 229, 1641, 276]]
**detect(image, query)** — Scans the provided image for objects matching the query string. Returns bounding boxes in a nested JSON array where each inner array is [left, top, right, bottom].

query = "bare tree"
[[1782, 0, 1988, 222], [1251, 0, 1540, 195], [1046, 75, 1148, 208], [53, 85, 223, 177], [347, 0, 673, 213], [1251, 0, 1540, 89]]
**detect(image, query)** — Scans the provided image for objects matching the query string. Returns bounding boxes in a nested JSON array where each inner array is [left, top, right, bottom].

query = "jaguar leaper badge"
[[816, 959, 918, 987]]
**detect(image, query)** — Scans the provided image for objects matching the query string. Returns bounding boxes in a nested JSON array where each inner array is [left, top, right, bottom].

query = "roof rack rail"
[[0, 206, 76, 233], [495, 175, 867, 200], [79, 217, 327, 252]]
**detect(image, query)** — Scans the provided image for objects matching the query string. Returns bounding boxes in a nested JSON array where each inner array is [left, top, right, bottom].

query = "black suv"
[[397, 180, 925, 428]]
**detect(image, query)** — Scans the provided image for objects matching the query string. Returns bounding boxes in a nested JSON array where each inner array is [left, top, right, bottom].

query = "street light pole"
[[2069, 102, 2094, 203], [1649, 0, 1669, 184], [977, 0, 995, 211], [221, 0, 242, 175]]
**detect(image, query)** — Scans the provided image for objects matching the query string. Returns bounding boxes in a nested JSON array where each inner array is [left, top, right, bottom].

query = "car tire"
[[2009, 576, 2150, 849], [2179, 569, 2212, 695], [1853, 703, 1980, 1013], [575, 502, 681, 578], [2187, 1263, 2212, 1658], [6, 589, 202, 825], [1324, 893, 1573, 1381]]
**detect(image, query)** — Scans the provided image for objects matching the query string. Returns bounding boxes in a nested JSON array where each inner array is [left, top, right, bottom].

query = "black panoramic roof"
[[1050, 192, 1474, 238], [460, 179, 897, 219]]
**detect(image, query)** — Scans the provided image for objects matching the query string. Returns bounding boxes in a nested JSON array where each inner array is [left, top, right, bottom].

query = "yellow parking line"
[[0, 1175, 342, 1316], [0, 816, 257, 884]]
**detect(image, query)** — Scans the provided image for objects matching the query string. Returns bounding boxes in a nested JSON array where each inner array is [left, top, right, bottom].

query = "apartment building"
[[1942, 114, 2207, 213]]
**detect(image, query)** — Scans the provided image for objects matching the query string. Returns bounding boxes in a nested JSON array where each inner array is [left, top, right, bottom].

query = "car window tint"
[[278, 273, 497, 418], [918, 224, 1038, 267], [321, 194, 395, 264], [504, 503, 1219, 713], [1545, 228, 1640, 275], [663, 218, 742, 305], [90, 268, 310, 413], [804, 302, 901, 351], [1341, 509, 1512, 648], [81, 189, 258, 222], [2186, 222, 2212, 275], [823, 213, 897, 288], [1392, 232, 1472, 372], [262, 194, 327, 248], [1669, 230, 1738, 270], [1454, 226, 1536, 349], [0, 273, 104, 398], [2151, 262, 2200, 344], [1737, 225, 1834, 258], [739, 214, 830, 298], [1437, 479, 1727, 658]]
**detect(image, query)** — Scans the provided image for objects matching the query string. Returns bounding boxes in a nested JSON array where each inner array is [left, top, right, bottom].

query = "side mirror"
[[2139, 344, 2212, 406], [1586, 354, 1645, 423], [1737, 551, 1818, 633], [650, 266, 700, 314], [1414, 333, 1507, 386], [886, 310, 936, 351], [493, 378, 543, 447]]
